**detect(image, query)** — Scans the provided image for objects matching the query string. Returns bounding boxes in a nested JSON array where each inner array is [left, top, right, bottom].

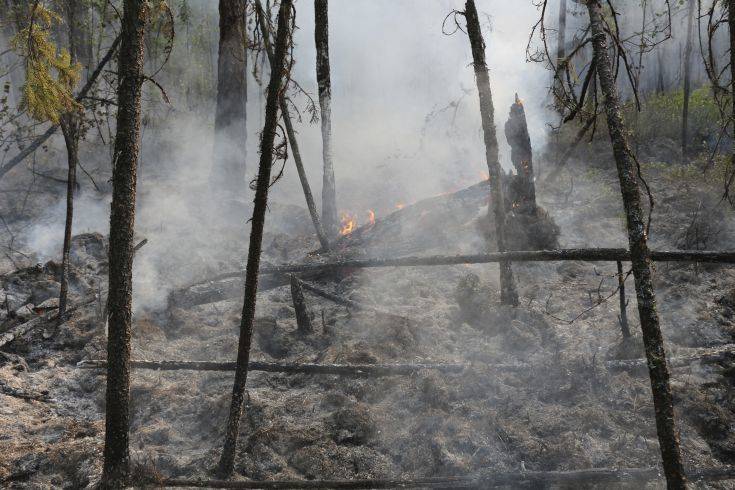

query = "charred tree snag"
[[617, 260, 631, 338], [504, 94, 537, 212], [503, 95, 559, 250], [255, 0, 331, 251], [211, 0, 248, 195], [585, 2, 686, 488], [101, 1, 148, 488], [290, 275, 314, 334], [217, 0, 293, 478], [315, 0, 338, 239], [681, 0, 695, 159], [730, 0, 735, 190], [463, 0, 519, 306]]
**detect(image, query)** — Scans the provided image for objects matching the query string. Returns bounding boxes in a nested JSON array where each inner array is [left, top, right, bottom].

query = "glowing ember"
[[395, 202, 405, 210], [339, 212, 357, 236]]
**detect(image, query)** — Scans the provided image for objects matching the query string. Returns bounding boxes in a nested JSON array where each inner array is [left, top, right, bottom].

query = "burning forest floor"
[[1, 157, 735, 488]]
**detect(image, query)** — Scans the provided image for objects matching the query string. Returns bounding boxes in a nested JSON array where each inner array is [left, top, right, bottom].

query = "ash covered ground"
[[1, 154, 735, 489]]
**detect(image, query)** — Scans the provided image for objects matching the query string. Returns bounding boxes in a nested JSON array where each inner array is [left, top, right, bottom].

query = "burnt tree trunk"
[[586, 2, 686, 488], [58, 0, 86, 321], [101, 1, 148, 487], [211, 0, 248, 195], [217, 0, 293, 477], [729, 0, 735, 184], [555, 0, 567, 97], [681, 0, 695, 158], [254, 0, 331, 251], [504, 94, 537, 213], [464, 0, 519, 306], [315, 0, 338, 239], [57, 115, 78, 320]]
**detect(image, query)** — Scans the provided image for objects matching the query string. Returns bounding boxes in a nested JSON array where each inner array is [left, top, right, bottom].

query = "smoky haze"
[[13, 0, 554, 312]]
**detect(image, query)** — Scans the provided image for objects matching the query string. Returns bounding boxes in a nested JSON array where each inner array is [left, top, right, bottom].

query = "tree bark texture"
[[681, 0, 695, 158], [57, 115, 78, 320], [729, 0, 735, 181], [315, 0, 338, 239], [211, 0, 248, 195], [464, 0, 519, 306], [101, 1, 148, 487], [586, 2, 686, 488], [217, 0, 293, 478], [504, 94, 537, 213]]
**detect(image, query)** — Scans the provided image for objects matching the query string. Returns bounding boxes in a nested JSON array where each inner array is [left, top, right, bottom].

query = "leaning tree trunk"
[[586, 2, 687, 488], [464, 0, 519, 306], [101, 1, 148, 488], [254, 0, 331, 251], [57, 115, 78, 320], [315, 0, 338, 239], [217, 0, 293, 478], [210, 0, 247, 195], [681, 0, 695, 159]]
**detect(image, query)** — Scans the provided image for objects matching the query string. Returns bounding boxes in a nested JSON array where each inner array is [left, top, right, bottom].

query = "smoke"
[[14, 0, 555, 313]]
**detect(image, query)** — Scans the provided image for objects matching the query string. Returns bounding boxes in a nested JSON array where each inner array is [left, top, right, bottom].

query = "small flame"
[[339, 212, 357, 236], [480, 171, 489, 181], [367, 209, 376, 226], [395, 202, 405, 210]]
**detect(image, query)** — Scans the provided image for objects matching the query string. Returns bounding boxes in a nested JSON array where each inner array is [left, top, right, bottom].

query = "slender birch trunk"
[[464, 0, 519, 306], [217, 0, 293, 477], [57, 115, 78, 320], [101, 1, 148, 487], [315, 0, 338, 238], [586, 2, 686, 488]]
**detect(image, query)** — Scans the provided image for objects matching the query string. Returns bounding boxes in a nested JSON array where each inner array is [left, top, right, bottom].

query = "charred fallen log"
[[151, 466, 735, 488], [78, 359, 466, 376], [259, 249, 735, 275], [77, 345, 734, 375]]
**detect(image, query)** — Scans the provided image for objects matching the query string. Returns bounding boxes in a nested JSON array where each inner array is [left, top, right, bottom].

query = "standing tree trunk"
[[586, 2, 686, 488], [504, 94, 537, 213], [101, 1, 148, 487], [57, 0, 86, 321], [464, 0, 519, 306], [57, 115, 78, 320], [217, 0, 293, 478], [681, 0, 695, 159], [315, 0, 338, 239], [556, 0, 567, 72], [729, 0, 735, 184], [254, 0, 331, 251], [210, 0, 248, 195]]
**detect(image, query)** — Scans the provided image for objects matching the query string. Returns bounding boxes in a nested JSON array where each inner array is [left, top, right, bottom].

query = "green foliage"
[[623, 87, 725, 147], [11, 2, 81, 124]]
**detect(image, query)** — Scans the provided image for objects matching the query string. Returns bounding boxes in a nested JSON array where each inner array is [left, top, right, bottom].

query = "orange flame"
[[339, 212, 357, 236], [395, 202, 405, 210]]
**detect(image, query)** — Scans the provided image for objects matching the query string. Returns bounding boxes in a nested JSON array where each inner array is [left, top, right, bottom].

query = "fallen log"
[[0, 380, 52, 403], [77, 359, 466, 376], [259, 249, 735, 275], [77, 345, 734, 376], [295, 277, 408, 322], [149, 466, 735, 488], [0, 296, 96, 349]]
